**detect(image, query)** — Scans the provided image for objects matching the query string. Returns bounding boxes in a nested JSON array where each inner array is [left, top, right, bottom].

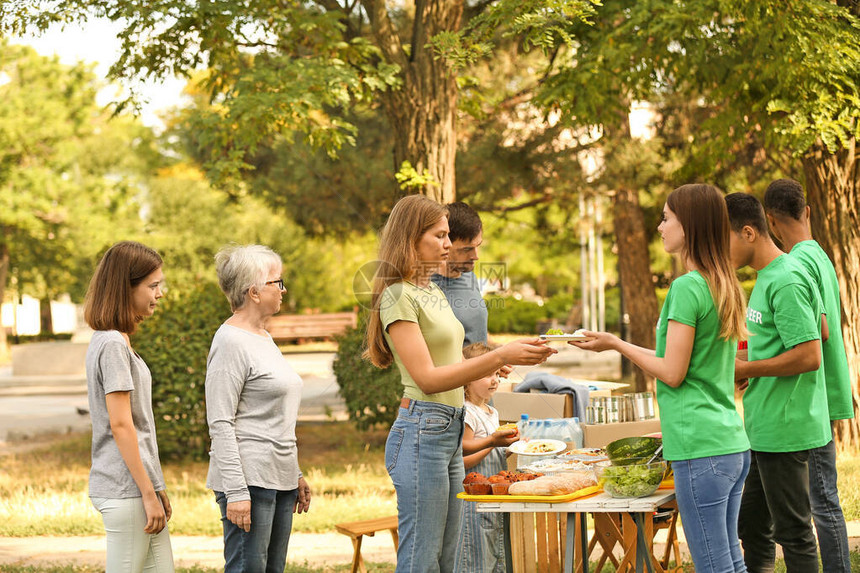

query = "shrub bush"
[[14, 333, 74, 343], [133, 282, 232, 461], [333, 313, 401, 430], [486, 294, 575, 334]]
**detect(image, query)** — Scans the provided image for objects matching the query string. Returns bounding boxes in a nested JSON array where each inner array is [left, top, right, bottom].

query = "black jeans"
[[738, 450, 819, 573]]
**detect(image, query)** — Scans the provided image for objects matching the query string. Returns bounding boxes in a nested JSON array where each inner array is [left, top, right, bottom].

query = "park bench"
[[335, 515, 399, 573], [265, 311, 358, 342]]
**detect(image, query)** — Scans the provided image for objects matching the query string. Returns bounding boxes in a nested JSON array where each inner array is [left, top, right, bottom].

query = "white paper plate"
[[539, 334, 592, 342], [508, 439, 568, 456]]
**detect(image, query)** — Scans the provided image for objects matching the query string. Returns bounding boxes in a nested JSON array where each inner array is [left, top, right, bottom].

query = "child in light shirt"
[[455, 342, 518, 573]]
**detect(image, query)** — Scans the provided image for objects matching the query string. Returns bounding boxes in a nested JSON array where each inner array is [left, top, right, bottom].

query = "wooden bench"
[[335, 515, 399, 573], [265, 311, 358, 342]]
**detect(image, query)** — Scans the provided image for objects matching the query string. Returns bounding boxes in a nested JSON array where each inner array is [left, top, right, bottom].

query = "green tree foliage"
[[134, 282, 232, 461], [0, 41, 147, 348], [532, 0, 860, 433], [170, 98, 400, 237], [332, 313, 401, 430], [141, 162, 376, 311], [2, 0, 597, 203]]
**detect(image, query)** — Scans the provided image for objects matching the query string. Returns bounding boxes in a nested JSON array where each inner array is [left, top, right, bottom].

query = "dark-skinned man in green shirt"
[[763, 178, 852, 573], [726, 193, 830, 573]]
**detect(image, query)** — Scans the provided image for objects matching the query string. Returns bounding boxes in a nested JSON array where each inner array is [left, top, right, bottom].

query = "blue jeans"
[[214, 486, 298, 573], [673, 451, 750, 573], [386, 399, 466, 573], [809, 438, 851, 573]]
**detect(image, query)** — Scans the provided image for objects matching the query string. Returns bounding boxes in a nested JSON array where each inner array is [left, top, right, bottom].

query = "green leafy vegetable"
[[600, 463, 664, 498]]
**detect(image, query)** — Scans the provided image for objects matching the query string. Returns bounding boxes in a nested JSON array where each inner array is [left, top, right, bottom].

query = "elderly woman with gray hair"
[[205, 244, 311, 573]]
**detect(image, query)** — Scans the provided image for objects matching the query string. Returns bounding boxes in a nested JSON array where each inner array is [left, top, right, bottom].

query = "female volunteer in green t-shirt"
[[364, 194, 555, 573], [574, 184, 751, 573]]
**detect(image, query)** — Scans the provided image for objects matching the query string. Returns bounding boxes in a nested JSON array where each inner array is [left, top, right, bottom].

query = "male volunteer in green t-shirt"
[[763, 178, 853, 573], [725, 193, 831, 573]]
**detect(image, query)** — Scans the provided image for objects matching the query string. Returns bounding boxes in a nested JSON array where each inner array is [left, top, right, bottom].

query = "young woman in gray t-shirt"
[[84, 241, 174, 572]]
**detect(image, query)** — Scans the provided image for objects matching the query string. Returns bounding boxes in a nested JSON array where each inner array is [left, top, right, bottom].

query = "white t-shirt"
[[464, 401, 500, 439]]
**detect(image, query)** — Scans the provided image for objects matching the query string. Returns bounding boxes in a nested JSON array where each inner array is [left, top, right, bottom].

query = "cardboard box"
[[493, 391, 572, 422], [582, 419, 662, 447]]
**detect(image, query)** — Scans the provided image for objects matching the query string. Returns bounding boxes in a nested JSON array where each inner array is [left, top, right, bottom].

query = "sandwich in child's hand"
[[496, 422, 518, 436]]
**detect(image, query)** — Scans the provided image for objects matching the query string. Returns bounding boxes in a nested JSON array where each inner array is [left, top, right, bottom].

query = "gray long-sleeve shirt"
[[205, 323, 303, 502]]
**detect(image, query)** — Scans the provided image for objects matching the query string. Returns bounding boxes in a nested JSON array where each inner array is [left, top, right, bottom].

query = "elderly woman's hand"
[[294, 477, 311, 514], [227, 500, 252, 532]]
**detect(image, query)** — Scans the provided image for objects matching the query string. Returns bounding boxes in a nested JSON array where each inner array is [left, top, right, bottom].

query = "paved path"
[[0, 353, 348, 443], [0, 345, 621, 443], [3, 522, 859, 569], [0, 532, 399, 569]]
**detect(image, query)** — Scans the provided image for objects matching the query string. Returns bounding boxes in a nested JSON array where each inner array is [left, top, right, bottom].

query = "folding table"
[[474, 489, 679, 573]]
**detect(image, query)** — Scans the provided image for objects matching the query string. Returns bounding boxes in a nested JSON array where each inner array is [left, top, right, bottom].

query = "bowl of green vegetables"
[[597, 461, 666, 498]]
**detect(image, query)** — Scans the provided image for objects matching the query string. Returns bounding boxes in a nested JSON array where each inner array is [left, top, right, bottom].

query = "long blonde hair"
[[364, 195, 448, 368], [667, 184, 748, 341]]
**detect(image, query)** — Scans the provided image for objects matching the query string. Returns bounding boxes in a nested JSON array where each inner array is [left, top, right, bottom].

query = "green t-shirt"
[[655, 271, 750, 461], [744, 254, 831, 452], [381, 281, 466, 407], [790, 241, 854, 420]]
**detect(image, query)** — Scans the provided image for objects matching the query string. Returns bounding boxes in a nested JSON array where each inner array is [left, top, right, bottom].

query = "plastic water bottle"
[[518, 414, 530, 440], [535, 420, 546, 439], [570, 417, 584, 448]]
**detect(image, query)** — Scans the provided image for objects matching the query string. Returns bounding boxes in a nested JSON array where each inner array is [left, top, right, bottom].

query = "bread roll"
[[507, 471, 596, 496]]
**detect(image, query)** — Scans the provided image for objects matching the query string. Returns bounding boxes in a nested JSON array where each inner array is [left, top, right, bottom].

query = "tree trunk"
[[40, 295, 53, 337], [605, 108, 660, 391], [0, 242, 8, 355], [613, 186, 660, 392], [802, 140, 860, 451], [363, 0, 462, 204]]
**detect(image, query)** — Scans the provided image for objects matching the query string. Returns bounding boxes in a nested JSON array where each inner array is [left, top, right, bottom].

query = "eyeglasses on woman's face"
[[264, 278, 286, 291]]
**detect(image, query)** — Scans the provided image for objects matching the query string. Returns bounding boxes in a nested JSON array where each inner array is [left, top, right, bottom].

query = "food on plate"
[[598, 462, 665, 498], [544, 328, 565, 335], [519, 458, 592, 474], [558, 448, 609, 464], [524, 440, 560, 454], [605, 436, 662, 465], [507, 470, 597, 496]]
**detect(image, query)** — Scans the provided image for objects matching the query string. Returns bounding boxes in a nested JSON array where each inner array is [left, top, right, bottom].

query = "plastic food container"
[[597, 461, 666, 498]]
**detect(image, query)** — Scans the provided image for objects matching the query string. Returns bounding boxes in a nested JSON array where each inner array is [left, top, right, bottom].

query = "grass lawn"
[[1, 422, 858, 572], [0, 565, 397, 573], [3, 555, 860, 573], [0, 422, 395, 536]]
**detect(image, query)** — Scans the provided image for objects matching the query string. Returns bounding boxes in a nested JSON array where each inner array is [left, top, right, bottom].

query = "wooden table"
[[474, 490, 679, 573]]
